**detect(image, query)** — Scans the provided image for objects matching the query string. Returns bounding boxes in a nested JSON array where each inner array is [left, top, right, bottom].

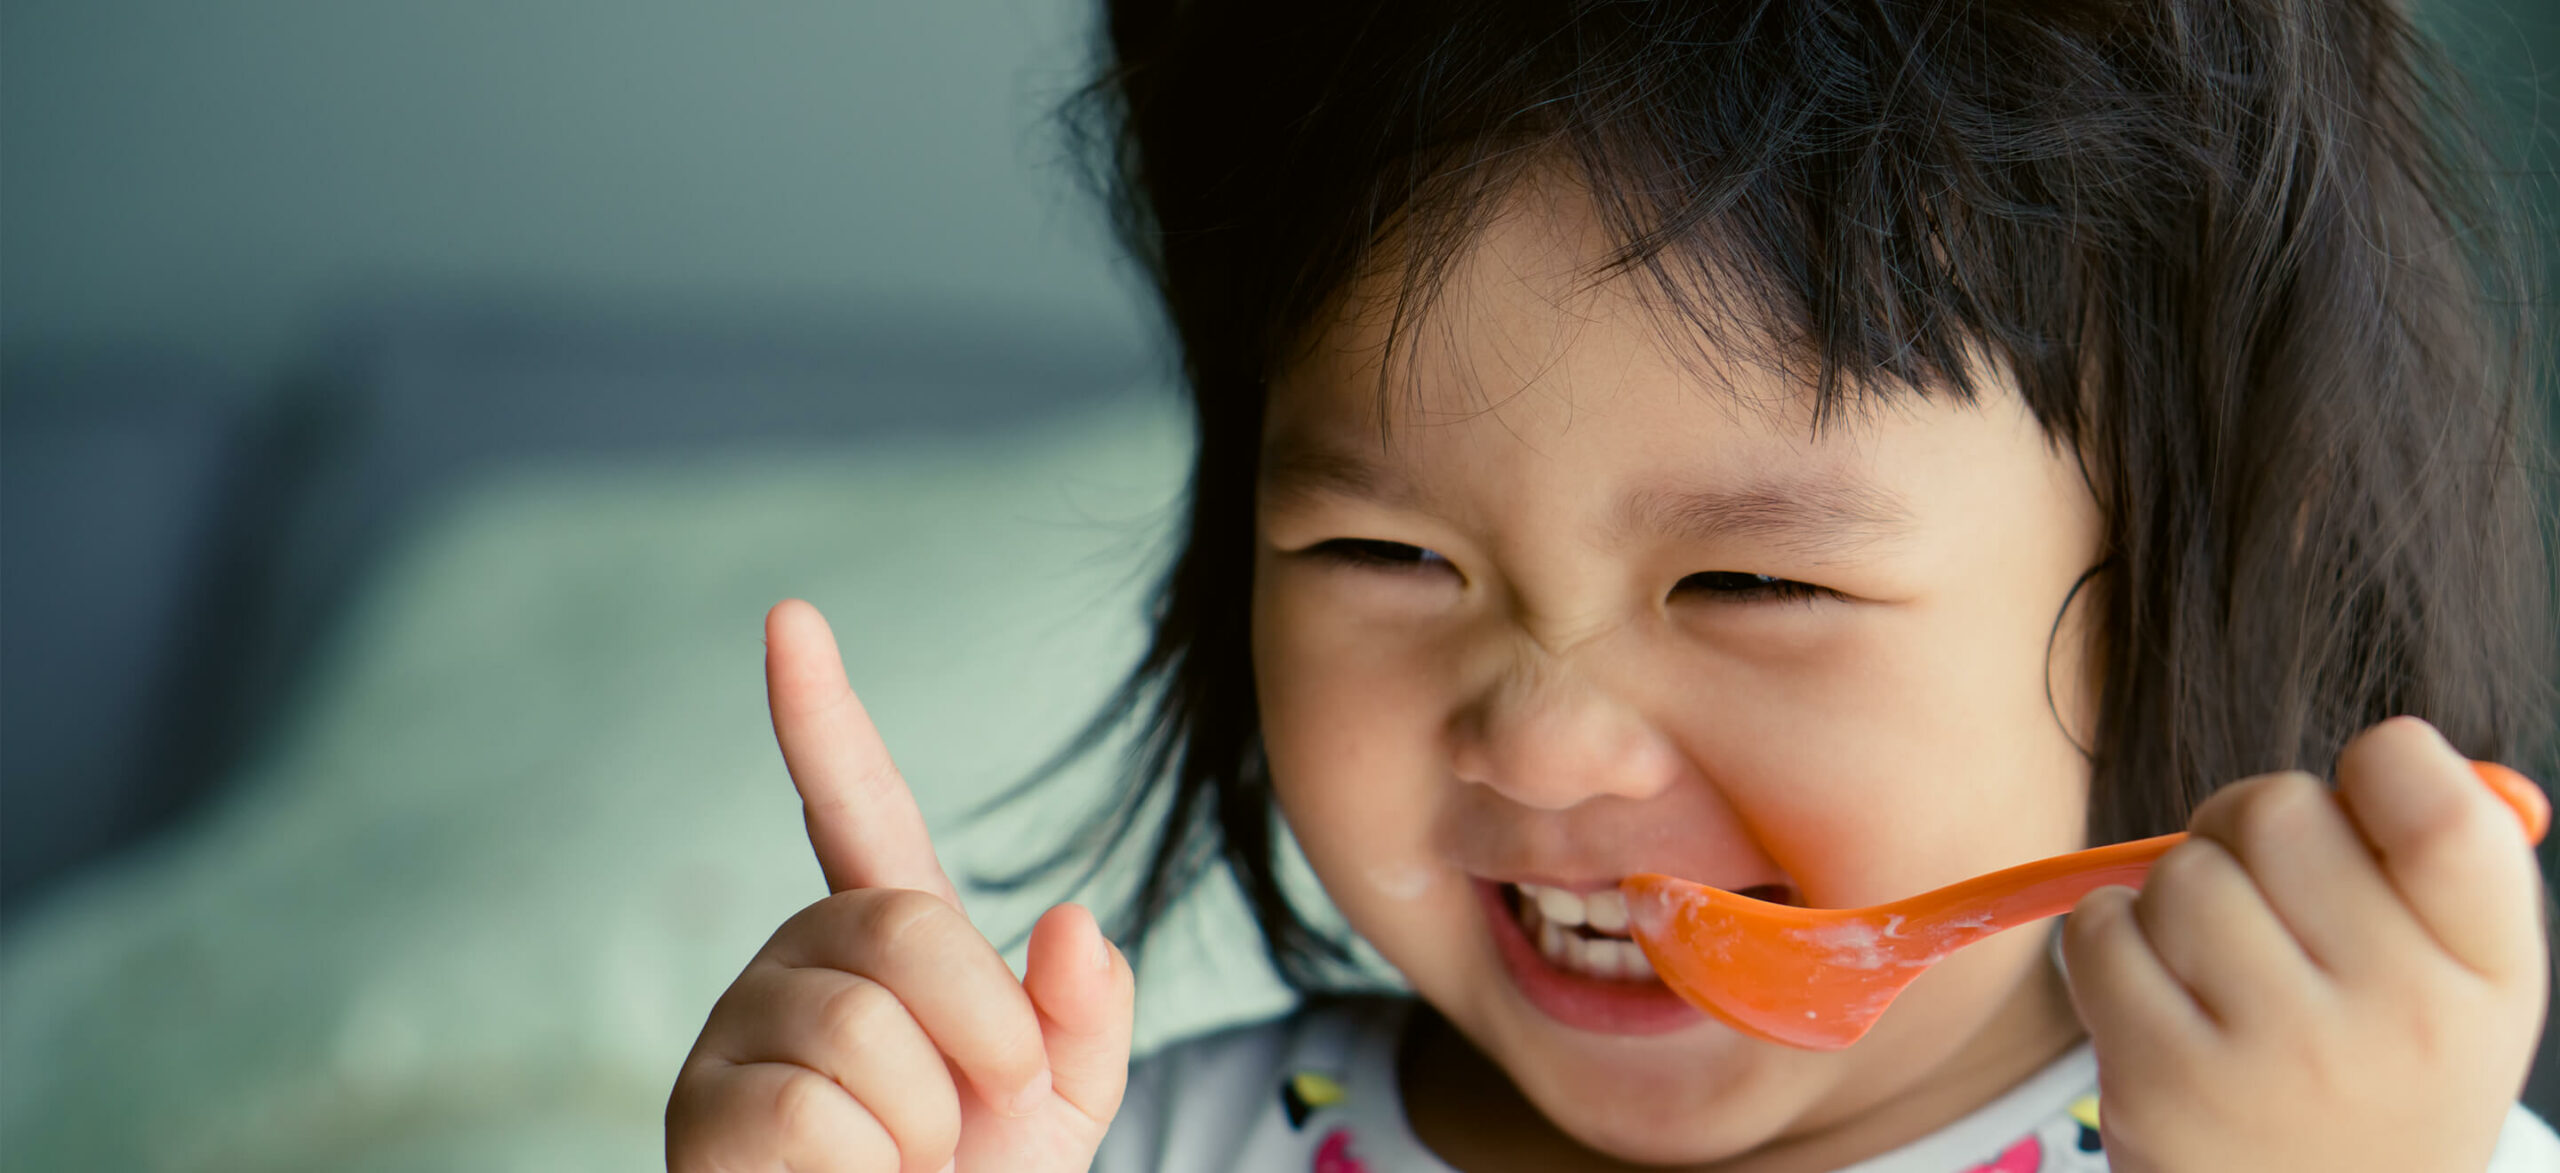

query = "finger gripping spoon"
[[1622, 760, 2548, 1051]]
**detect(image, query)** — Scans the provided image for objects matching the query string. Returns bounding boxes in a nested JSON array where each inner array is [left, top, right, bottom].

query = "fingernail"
[[1093, 929, 1114, 972], [936, 1162, 955, 1173], [1007, 1068, 1052, 1117]]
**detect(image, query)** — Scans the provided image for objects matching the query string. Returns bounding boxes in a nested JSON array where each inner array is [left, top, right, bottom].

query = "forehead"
[[1267, 169, 1904, 468], [1257, 177, 2062, 558]]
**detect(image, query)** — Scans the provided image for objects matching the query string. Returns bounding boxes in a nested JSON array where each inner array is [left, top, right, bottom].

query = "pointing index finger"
[[765, 598, 960, 905]]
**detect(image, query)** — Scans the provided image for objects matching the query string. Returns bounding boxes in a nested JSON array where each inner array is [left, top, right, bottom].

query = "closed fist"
[[2061, 717, 2547, 1171]]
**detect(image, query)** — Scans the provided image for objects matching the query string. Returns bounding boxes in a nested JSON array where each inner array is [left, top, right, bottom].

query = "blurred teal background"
[[3, 6, 1299, 1167], [7, 0, 2551, 383], [2, 1, 2556, 1167], [3, 0, 1164, 915], [2, 0, 1147, 377]]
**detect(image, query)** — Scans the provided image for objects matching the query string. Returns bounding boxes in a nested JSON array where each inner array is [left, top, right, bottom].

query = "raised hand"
[[2060, 717, 2547, 1171], [668, 600, 1135, 1173]]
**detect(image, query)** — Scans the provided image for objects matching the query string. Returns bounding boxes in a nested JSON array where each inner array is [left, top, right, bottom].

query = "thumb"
[[1022, 902, 1136, 1125]]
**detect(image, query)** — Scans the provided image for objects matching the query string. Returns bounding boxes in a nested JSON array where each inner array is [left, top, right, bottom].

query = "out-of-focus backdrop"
[[2, 0, 1155, 911], [1, 1, 2554, 1167]]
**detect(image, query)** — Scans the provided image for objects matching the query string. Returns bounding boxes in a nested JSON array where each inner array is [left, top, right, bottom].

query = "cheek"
[[1252, 570, 1467, 933], [1253, 578, 1428, 799], [1666, 602, 2090, 905]]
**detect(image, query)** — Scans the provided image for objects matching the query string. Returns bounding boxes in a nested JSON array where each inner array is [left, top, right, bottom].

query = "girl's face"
[[1252, 181, 2104, 1167]]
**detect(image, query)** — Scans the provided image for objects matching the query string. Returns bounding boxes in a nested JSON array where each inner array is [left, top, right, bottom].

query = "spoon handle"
[[1903, 760, 2547, 941], [1897, 831, 2185, 939]]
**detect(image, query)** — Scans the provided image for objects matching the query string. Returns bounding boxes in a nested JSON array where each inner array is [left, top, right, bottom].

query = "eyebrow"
[[1618, 476, 1913, 562], [1260, 439, 1915, 563]]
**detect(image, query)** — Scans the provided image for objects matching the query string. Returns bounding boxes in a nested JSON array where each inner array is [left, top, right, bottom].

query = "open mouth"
[[1502, 881, 1798, 983]]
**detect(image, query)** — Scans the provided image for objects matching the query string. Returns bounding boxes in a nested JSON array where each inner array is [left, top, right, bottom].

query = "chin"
[[1492, 1017, 1803, 1166], [1524, 1075, 1783, 1166]]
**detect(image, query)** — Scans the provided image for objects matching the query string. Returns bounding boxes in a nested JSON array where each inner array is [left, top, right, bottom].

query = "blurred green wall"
[[0, 0, 1148, 381]]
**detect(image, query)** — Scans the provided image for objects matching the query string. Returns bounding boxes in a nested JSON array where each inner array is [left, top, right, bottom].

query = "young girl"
[[667, 0, 2560, 1168]]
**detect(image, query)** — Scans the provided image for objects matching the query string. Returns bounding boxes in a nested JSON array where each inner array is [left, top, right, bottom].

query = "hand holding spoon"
[[1621, 760, 2548, 1050]]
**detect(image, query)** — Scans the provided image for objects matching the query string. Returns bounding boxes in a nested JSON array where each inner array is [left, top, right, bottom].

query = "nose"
[[1449, 658, 1686, 810]]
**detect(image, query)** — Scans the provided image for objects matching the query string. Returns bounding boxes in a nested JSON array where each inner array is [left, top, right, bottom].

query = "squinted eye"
[[1307, 538, 1451, 571], [1673, 571, 1833, 603]]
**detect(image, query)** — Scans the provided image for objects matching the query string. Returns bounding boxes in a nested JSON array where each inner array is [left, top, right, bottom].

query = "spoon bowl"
[[1623, 760, 2548, 1050]]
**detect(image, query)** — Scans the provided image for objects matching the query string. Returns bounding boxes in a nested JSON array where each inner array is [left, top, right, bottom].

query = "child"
[[667, 0, 2560, 1168]]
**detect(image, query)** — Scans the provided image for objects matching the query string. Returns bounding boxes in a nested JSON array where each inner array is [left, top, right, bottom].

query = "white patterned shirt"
[[1097, 996, 2560, 1173]]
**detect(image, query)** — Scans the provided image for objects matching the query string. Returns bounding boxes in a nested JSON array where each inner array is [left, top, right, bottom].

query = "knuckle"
[[2435, 782, 2509, 845], [2133, 847, 2230, 953], [814, 977, 905, 1054], [769, 1067, 845, 1139], [2338, 716, 2420, 769], [2150, 838, 2224, 897], [779, 892, 855, 946], [2233, 772, 2323, 856], [2389, 794, 2503, 879], [2192, 769, 2277, 821], [2065, 887, 2127, 948], [856, 887, 957, 955]]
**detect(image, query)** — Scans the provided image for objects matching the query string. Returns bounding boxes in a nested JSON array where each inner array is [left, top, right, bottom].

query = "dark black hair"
[[997, 0, 2555, 990]]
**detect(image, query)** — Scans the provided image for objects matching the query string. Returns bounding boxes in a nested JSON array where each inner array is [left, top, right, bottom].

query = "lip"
[[1485, 874, 1630, 895], [1482, 868, 1798, 897], [1474, 878, 1707, 1036]]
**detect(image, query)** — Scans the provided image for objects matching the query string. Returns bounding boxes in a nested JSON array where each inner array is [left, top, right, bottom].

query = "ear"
[[2043, 557, 2112, 761]]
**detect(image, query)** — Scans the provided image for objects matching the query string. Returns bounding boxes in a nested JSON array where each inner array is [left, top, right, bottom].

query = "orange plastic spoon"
[[1623, 761, 2548, 1051]]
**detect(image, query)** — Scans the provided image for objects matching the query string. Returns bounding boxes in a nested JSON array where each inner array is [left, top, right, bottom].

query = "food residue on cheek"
[[1365, 862, 1437, 903]]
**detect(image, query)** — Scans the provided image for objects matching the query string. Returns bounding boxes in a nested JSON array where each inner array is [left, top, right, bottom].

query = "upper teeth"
[[1519, 883, 1629, 934]]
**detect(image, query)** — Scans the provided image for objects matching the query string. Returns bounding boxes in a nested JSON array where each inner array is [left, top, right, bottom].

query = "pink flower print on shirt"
[[1313, 1128, 1370, 1173], [1963, 1134, 2043, 1173]]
